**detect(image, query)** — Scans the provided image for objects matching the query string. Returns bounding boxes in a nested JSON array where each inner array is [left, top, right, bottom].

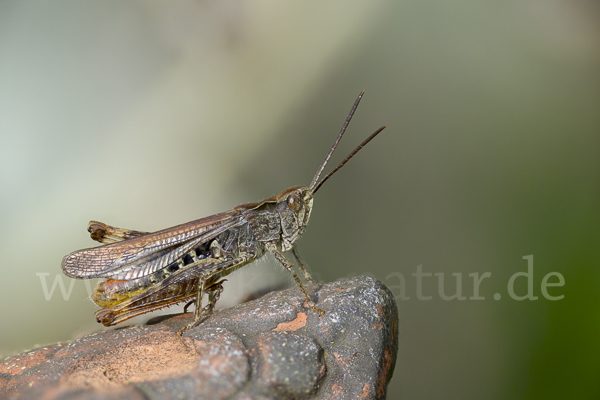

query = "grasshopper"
[[62, 91, 386, 335]]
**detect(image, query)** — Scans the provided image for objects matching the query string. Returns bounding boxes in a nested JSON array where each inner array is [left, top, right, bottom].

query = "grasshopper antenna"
[[311, 125, 386, 194], [309, 90, 365, 191]]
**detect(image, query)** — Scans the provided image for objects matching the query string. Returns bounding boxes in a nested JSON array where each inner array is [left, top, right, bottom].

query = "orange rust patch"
[[360, 382, 372, 398], [331, 383, 345, 396], [318, 363, 326, 380], [332, 352, 348, 368], [376, 347, 393, 399], [272, 312, 307, 331], [333, 351, 359, 369], [372, 321, 383, 331]]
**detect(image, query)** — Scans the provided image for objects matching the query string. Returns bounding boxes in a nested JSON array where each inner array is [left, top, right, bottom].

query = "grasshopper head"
[[275, 186, 313, 251]]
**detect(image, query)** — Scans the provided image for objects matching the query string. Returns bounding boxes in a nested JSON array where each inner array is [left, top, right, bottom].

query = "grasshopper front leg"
[[292, 247, 315, 284], [267, 243, 324, 316]]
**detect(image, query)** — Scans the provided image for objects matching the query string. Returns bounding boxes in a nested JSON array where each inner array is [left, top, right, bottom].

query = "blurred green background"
[[1, 1, 599, 399]]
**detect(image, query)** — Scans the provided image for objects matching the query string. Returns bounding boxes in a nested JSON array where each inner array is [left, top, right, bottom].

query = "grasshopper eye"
[[286, 193, 301, 212]]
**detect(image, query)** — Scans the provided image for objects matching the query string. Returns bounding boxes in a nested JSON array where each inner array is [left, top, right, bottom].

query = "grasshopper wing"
[[62, 210, 245, 280]]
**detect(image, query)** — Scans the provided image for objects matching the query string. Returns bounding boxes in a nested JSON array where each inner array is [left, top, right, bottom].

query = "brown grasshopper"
[[62, 91, 386, 335]]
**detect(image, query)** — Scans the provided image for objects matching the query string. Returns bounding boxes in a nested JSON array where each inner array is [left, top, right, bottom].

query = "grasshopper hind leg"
[[178, 279, 226, 335], [183, 299, 195, 314], [182, 279, 226, 314], [204, 279, 226, 314], [178, 278, 205, 336]]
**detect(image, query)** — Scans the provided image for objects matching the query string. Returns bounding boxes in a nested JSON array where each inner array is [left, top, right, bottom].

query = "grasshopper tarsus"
[[305, 301, 325, 316], [177, 320, 201, 336]]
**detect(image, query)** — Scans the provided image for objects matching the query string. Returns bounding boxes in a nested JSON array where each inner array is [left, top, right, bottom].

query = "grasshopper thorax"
[[235, 186, 313, 252]]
